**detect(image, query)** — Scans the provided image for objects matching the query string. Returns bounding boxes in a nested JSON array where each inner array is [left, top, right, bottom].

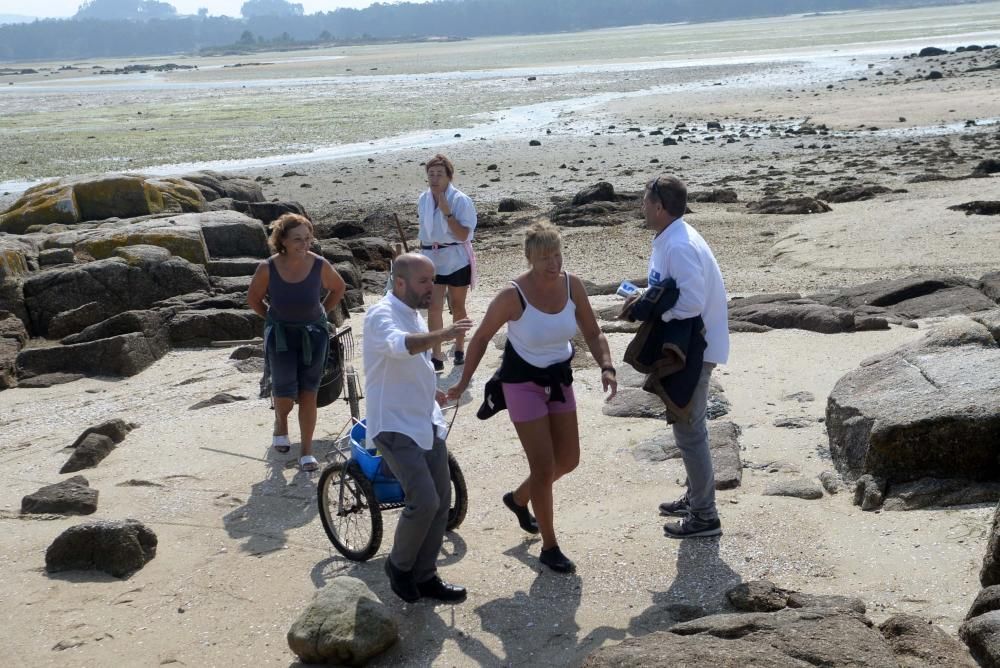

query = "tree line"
[[0, 0, 976, 62]]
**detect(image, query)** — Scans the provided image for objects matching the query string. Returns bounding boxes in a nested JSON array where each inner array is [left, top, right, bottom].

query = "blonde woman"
[[447, 222, 617, 572]]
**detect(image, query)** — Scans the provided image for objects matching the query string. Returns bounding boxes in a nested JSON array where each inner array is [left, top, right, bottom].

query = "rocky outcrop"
[[166, 308, 263, 346], [45, 519, 157, 578], [22, 252, 209, 336], [19, 309, 170, 378], [586, 579, 972, 667], [0, 174, 207, 234], [287, 577, 398, 665], [176, 170, 264, 203], [827, 317, 1000, 488], [812, 273, 996, 320], [729, 299, 860, 334]]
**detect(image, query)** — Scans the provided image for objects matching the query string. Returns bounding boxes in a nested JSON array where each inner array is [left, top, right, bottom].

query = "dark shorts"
[[267, 325, 329, 398], [434, 264, 471, 287]]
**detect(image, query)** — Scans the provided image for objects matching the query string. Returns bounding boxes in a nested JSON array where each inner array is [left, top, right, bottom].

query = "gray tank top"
[[267, 256, 325, 323]]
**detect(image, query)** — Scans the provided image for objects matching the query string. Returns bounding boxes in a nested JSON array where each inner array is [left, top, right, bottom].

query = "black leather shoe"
[[384, 558, 420, 603], [416, 576, 467, 603]]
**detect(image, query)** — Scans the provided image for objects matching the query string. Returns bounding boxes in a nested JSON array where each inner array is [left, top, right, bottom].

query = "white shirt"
[[363, 294, 447, 450], [648, 218, 730, 365], [418, 184, 477, 276]]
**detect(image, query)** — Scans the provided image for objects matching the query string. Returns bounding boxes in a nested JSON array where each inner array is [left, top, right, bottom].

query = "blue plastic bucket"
[[349, 420, 404, 503]]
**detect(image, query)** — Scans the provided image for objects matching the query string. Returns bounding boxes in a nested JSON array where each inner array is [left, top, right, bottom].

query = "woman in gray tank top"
[[248, 214, 346, 472]]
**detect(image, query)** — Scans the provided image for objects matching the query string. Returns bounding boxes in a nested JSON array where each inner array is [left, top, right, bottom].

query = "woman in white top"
[[447, 221, 617, 573], [418, 153, 477, 372]]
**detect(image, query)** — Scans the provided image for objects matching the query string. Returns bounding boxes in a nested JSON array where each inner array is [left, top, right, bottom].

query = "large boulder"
[[71, 219, 210, 265], [178, 171, 264, 203], [45, 519, 157, 578], [960, 610, 1000, 667], [827, 317, 1000, 483], [22, 254, 210, 336], [0, 174, 207, 234], [287, 577, 398, 665], [879, 614, 975, 666], [728, 300, 857, 334], [0, 183, 79, 233], [981, 504, 1000, 587], [21, 475, 98, 515], [813, 273, 996, 319], [167, 309, 263, 346], [586, 608, 897, 667], [227, 199, 306, 225], [19, 312, 169, 378], [347, 237, 394, 271], [161, 211, 268, 258], [981, 272, 1000, 303], [572, 181, 617, 206], [47, 301, 117, 340]]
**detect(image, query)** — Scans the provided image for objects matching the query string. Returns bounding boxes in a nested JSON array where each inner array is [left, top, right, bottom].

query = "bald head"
[[392, 253, 436, 308], [392, 252, 434, 282]]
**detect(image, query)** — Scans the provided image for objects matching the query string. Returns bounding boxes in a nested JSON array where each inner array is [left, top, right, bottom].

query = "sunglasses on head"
[[647, 178, 666, 208]]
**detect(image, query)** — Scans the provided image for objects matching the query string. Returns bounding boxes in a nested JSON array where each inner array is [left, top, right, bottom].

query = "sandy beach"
[[2, 4, 1000, 666]]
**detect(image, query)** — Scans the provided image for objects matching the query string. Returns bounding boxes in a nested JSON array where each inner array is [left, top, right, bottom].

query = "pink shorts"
[[501, 382, 576, 423]]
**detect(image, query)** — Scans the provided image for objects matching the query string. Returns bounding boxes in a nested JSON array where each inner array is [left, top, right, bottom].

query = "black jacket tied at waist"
[[622, 279, 707, 425], [477, 340, 574, 420]]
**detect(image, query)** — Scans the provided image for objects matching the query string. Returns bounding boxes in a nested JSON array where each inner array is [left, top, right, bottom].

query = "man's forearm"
[[405, 329, 451, 355]]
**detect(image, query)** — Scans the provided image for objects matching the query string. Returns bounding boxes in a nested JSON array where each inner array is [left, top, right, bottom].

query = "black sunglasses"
[[647, 178, 666, 208]]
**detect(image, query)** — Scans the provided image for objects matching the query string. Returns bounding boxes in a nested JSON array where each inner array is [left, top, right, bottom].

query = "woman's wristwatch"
[[601, 366, 616, 375]]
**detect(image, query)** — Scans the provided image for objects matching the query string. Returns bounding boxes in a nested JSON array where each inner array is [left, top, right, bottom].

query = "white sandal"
[[299, 455, 319, 472], [272, 434, 291, 453]]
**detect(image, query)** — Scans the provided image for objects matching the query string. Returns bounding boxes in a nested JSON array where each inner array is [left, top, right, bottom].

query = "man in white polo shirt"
[[639, 175, 730, 539], [363, 253, 473, 603]]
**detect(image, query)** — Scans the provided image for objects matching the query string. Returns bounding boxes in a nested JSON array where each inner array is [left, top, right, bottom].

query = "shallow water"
[[1, 2, 999, 190]]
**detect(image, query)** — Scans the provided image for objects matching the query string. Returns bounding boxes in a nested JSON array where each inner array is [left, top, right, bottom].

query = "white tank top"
[[506, 274, 577, 368]]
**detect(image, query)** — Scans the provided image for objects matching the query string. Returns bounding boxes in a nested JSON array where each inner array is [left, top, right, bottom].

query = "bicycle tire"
[[318, 460, 382, 561], [345, 363, 361, 421]]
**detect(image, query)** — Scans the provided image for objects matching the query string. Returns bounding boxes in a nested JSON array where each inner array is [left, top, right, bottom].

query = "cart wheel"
[[318, 460, 382, 561], [446, 453, 468, 531], [345, 363, 361, 421]]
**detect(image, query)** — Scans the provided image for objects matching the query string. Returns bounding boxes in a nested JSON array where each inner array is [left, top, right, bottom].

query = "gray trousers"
[[672, 363, 718, 520], [373, 430, 450, 583]]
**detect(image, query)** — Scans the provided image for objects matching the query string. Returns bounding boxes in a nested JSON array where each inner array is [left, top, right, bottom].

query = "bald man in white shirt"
[[363, 253, 473, 603], [639, 175, 729, 539]]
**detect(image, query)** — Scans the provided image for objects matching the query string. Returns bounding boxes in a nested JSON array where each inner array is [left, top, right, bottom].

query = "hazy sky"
[[0, 1, 404, 18]]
